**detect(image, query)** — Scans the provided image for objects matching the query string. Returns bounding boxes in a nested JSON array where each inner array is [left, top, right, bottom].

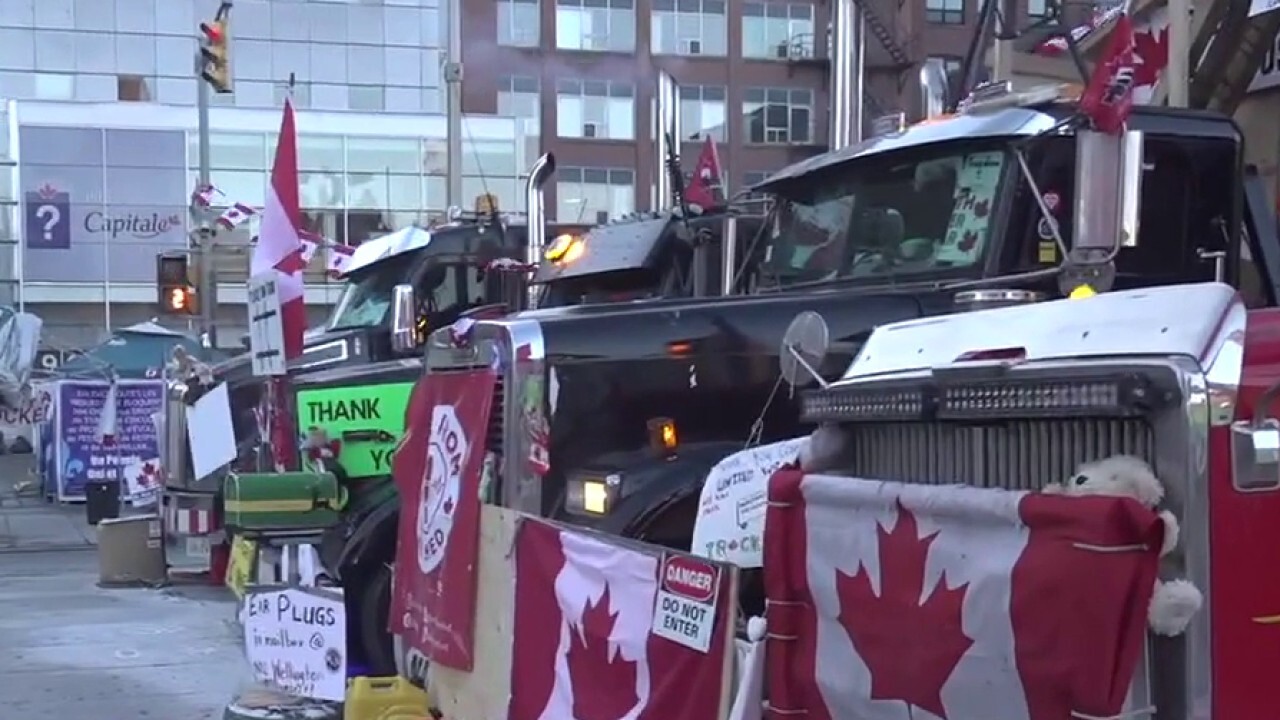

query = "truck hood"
[[525, 287, 928, 367], [213, 326, 377, 386]]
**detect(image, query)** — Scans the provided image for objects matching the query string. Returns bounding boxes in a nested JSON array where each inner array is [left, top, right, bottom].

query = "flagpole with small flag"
[[252, 92, 308, 472]]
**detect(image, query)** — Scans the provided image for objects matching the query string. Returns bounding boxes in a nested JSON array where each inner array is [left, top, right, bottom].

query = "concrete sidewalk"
[[0, 454, 97, 553]]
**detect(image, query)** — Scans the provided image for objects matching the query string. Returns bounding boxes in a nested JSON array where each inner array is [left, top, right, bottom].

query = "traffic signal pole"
[[196, 54, 216, 347], [193, 1, 232, 348]]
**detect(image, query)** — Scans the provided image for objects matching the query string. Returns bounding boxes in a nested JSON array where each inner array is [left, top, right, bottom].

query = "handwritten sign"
[[691, 437, 806, 569], [248, 272, 286, 377], [650, 554, 721, 653], [0, 383, 52, 430], [243, 586, 347, 702]]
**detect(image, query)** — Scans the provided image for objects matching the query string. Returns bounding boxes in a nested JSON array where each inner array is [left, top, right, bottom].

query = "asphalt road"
[[0, 549, 246, 718]]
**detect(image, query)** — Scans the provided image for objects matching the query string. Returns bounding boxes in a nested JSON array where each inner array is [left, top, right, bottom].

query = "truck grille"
[[845, 418, 1154, 490]]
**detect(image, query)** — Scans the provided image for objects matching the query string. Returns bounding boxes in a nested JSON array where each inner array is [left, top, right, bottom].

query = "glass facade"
[[14, 114, 526, 285], [0, 0, 445, 112]]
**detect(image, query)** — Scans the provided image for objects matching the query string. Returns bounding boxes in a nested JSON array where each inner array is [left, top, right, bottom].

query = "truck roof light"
[[648, 417, 678, 456], [544, 233, 585, 263], [954, 347, 1027, 363], [1069, 285, 1098, 299], [959, 82, 1072, 115]]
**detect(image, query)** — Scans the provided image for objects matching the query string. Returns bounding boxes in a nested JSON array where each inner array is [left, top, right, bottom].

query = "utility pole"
[[444, 0, 464, 209], [194, 1, 233, 348], [991, 0, 1018, 83]]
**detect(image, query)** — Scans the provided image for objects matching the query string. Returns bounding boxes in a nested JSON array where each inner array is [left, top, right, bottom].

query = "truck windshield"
[[327, 263, 405, 330], [763, 144, 1007, 285]]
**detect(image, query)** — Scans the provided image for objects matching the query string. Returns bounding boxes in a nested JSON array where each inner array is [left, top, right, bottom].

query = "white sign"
[[418, 404, 467, 575], [185, 382, 237, 480], [247, 272, 286, 377], [0, 383, 52, 430], [650, 554, 720, 653], [691, 437, 806, 568], [243, 586, 347, 702]]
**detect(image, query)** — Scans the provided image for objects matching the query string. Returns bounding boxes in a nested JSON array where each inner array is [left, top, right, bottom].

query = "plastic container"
[[344, 676, 429, 720]]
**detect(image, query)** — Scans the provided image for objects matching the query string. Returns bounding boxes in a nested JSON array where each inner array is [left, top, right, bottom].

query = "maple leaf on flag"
[[835, 501, 972, 719], [1132, 29, 1168, 88], [565, 586, 639, 720]]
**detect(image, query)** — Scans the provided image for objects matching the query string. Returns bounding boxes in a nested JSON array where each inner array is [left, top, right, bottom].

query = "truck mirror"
[[779, 311, 831, 388], [1232, 382, 1280, 492], [390, 283, 417, 353]]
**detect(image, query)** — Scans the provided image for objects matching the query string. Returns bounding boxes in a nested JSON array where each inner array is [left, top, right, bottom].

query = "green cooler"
[[222, 471, 343, 534]]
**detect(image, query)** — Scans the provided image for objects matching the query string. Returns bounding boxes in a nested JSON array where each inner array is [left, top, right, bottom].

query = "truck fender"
[[600, 441, 743, 537], [335, 499, 400, 580]]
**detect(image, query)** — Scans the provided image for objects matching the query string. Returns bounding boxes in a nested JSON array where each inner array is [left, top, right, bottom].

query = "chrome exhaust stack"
[[524, 151, 556, 309], [654, 70, 682, 212], [829, 0, 865, 149], [919, 58, 949, 120]]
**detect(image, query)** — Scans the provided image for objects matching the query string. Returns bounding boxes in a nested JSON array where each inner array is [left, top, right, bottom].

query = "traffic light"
[[157, 253, 199, 315], [199, 15, 232, 93]]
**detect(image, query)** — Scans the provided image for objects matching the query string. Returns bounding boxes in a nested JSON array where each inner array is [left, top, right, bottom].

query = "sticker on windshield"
[[937, 151, 1003, 264]]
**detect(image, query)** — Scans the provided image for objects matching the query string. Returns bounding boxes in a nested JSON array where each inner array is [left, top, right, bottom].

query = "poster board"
[[242, 585, 347, 702], [49, 379, 165, 502]]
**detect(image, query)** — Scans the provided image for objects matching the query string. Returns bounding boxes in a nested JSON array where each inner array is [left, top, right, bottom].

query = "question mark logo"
[[35, 205, 61, 242]]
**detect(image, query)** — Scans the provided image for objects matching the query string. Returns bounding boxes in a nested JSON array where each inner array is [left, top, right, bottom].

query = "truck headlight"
[[566, 473, 621, 516]]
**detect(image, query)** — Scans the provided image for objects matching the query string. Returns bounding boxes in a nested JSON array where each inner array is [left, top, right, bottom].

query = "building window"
[[742, 171, 772, 199], [926, 0, 965, 25], [556, 79, 635, 140], [651, 0, 728, 57], [1027, 0, 1048, 19], [743, 87, 813, 145], [742, 3, 815, 61], [499, 76, 542, 134], [928, 55, 965, 94], [556, 167, 635, 223], [499, 0, 541, 47], [556, 0, 636, 53], [679, 85, 727, 141], [117, 75, 151, 102]]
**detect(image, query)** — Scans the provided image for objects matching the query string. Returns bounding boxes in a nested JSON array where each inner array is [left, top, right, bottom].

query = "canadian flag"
[[509, 519, 731, 720], [217, 202, 257, 229], [684, 136, 724, 210], [326, 243, 356, 278], [96, 382, 117, 447], [764, 471, 1162, 720], [252, 98, 307, 471]]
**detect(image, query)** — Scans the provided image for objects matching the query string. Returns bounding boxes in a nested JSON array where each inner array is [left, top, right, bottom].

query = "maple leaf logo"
[[973, 199, 990, 218], [38, 183, 59, 199], [835, 501, 972, 719], [958, 230, 978, 252], [1132, 29, 1168, 88], [565, 587, 639, 720]]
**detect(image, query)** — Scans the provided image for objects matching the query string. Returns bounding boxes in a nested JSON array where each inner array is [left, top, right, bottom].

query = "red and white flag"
[[217, 202, 257, 229], [326, 243, 356, 279], [252, 98, 308, 472], [763, 471, 1163, 720], [96, 382, 118, 447], [509, 519, 733, 720], [388, 367, 497, 670], [685, 136, 724, 210], [191, 182, 219, 208], [1078, 4, 1139, 134]]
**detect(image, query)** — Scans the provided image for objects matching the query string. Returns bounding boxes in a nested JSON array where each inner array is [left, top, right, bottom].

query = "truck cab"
[[434, 82, 1280, 557]]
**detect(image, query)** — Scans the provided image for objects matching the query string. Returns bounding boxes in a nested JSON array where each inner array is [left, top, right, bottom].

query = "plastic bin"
[[85, 479, 121, 525], [344, 676, 429, 720]]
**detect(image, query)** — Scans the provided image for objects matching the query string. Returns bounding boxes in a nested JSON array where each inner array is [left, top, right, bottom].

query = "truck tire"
[[357, 562, 397, 676]]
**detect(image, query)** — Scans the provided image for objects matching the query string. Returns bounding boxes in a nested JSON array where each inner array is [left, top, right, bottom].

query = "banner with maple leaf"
[[508, 518, 736, 720], [387, 366, 496, 671], [763, 470, 1163, 720]]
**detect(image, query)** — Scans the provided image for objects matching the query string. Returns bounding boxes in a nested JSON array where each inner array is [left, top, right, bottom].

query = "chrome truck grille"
[[844, 418, 1155, 490], [489, 373, 505, 452]]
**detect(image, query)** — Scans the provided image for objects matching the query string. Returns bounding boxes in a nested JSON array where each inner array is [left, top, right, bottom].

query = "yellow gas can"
[[344, 676, 429, 720]]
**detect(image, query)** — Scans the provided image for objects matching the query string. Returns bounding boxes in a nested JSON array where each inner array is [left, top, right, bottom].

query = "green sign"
[[296, 381, 414, 479]]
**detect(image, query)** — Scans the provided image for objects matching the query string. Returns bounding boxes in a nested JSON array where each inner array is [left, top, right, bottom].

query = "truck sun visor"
[[0, 306, 44, 410]]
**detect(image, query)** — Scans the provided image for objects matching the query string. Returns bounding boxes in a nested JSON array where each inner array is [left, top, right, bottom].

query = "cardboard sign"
[[692, 438, 806, 568], [247, 272, 286, 377], [651, 554, 721, 653], [243, 586, 347, 702]]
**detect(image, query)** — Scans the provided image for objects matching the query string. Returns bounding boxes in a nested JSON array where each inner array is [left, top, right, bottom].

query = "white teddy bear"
[[1044, 455, 1204, 637]]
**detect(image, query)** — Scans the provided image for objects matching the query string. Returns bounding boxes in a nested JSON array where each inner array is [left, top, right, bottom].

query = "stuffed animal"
[[1044, 455, 1203, 637], [799, 423, 853, 473]]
